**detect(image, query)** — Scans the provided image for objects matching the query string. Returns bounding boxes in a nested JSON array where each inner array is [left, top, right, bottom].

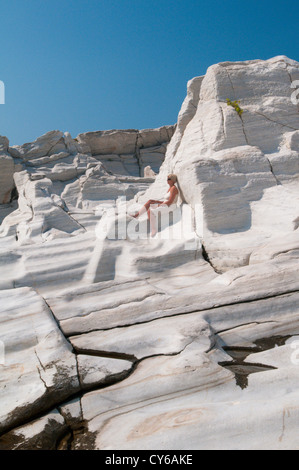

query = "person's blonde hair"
[[167, 174, 177, 183]]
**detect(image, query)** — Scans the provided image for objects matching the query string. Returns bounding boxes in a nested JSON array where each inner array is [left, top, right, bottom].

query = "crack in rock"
[[218, 334, 291, 389], [266, 157, 282, 185]]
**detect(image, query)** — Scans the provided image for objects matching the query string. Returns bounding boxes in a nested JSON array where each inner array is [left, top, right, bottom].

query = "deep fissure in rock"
[[218, 335, 291, 389], [201, 242, 222, 274]]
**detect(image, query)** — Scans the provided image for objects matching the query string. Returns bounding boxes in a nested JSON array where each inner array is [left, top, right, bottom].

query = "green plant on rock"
[[226, 98, 244, 116]]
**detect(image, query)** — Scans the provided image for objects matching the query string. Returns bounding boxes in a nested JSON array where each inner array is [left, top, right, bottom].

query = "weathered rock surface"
[[0, 287, 80, 435], [0, 409, 68, 450], [142, 55, 299, 272], [0, 56, 299, 450], [0, 136, 21, 204]]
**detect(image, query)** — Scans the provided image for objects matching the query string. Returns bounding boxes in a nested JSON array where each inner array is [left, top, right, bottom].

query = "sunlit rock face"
[[143, 56, 299, 272], [0, 56, 299, 451]]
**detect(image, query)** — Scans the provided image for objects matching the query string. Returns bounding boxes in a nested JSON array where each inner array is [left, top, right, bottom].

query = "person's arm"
[[150, 199, 164, 205]]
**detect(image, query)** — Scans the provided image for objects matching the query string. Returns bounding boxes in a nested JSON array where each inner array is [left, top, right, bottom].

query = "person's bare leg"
[[132, 200, 150, 218], [148, 208, 157, 237], [133, 200, 162, 218]]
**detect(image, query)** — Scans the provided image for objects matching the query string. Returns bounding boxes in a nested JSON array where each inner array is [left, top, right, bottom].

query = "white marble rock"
[[0, 56, 298, 450], [0, 287, 80, 434]]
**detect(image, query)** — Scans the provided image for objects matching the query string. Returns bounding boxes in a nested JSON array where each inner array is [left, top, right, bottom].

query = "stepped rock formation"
[[0, 55, 299, 450]]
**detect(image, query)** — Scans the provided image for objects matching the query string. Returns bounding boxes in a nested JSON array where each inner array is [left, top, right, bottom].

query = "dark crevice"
[[218, 335, 291, 390], [201, 242, 222, 274], [266, 157, 282, 186], [219, 360, 277, 389], [57, 421, 97, 451], [50, 199, 87, 232], [73, 346, 137, 362], [254, 335, 292, 350], [9, 186, 18, 203], [45, 137, 66, 157]]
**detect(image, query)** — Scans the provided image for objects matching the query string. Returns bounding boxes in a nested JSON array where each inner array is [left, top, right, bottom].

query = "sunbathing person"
[[132, 174, 179, 237]]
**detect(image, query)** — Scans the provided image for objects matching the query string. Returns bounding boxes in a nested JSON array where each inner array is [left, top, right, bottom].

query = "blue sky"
[[1, 0, 298, 145]]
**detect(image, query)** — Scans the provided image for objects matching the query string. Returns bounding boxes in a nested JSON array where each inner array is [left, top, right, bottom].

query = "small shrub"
[[226, 99, 244, 116]]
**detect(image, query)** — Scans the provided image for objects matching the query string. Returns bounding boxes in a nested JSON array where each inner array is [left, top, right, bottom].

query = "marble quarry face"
[[0, 55, 299, 450]]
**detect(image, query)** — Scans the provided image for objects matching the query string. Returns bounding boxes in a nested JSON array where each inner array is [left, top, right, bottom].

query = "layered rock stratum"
[[0, 55, 299, 450]]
